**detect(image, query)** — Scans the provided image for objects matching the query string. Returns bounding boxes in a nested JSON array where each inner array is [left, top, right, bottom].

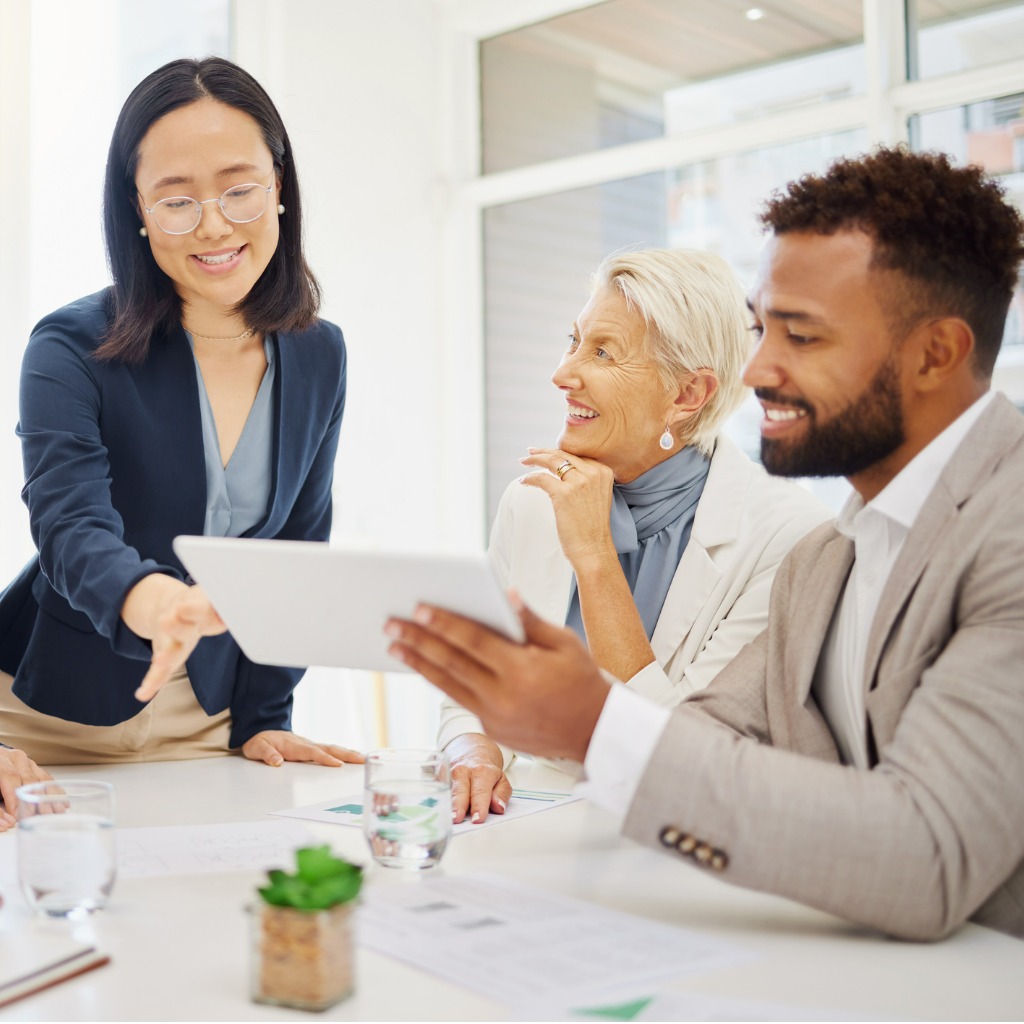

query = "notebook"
[[172, 536, 525, 672]]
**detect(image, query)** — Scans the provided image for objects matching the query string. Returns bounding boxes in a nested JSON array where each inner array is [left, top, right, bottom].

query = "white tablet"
[[172, 536, 525, 673]]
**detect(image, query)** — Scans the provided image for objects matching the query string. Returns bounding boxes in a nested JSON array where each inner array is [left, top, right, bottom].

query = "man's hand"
[[386, 593, 611, 763], [241, 731, 365, 768], [0, 746, 53, 830]]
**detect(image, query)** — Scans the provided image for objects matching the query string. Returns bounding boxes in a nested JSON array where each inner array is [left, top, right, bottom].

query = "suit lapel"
[[862, 395, 1024, 693], [791, 531, 854, 706]]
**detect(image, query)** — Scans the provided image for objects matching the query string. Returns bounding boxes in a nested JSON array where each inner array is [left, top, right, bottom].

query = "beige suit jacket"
[[625, 393, 1024, 941]]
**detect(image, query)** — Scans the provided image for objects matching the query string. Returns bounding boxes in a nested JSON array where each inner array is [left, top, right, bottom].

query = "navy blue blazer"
[[0, 290, 346, 748]]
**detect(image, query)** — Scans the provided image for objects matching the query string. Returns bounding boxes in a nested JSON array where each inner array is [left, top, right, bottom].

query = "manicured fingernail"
[[413, 605, 432, 625], [495, 798, 506, 812], [472, 811, 482, 823], [384, 621, 400, 638], [388, 643, 408, 664]]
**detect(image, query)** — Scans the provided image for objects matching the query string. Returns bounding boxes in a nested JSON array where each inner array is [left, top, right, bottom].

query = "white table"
[[1, 756, 1021, 1021]]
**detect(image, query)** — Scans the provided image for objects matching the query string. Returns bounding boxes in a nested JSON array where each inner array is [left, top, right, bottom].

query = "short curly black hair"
[[760, 146, 1024, 377]]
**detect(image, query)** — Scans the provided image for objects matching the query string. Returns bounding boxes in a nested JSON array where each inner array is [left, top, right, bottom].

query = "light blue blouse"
[[186, 334, 275, 538]]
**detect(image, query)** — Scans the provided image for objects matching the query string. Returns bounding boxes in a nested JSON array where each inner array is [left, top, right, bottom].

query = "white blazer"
[[437, 436, 832, 752]]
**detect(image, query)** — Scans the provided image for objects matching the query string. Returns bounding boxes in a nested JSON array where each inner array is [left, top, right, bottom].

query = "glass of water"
[[363, 749, 451, 869], [16, 779, 116, 917]]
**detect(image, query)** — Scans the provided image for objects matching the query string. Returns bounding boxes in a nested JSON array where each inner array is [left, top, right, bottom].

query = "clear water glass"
[[16, 780, 116, 917], [363, 749, 451, 869]]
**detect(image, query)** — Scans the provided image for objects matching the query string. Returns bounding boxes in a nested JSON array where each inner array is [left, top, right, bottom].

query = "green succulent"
[[258, 846, 363, 911]]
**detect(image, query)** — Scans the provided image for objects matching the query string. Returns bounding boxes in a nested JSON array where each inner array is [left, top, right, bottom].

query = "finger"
[[520, 449, 574, 474], [135, 643, 185, 702], [319, 744, 365, 764], [172, 588, 228, 634], [509, 590, 585, 652], [0, 772, 19, 817], [284, 740, 344, 767], [245, 735, 285, 767], [450, 767, 471, 823], [468, 767, 498, 824], [491, 773, 513, 815], [0, 808, 15, 830], [387, 614, 499, 686], [519, 471, 559, 498]]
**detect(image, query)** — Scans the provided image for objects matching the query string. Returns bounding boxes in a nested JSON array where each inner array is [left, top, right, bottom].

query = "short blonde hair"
[[592, 248, 751, 456]]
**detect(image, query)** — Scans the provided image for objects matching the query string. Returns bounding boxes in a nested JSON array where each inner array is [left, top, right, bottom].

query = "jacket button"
[[658, 826, 682, 848], [694, 843, 713, 865], [710, 850, 729, 872], [676, 833, 697, 855]]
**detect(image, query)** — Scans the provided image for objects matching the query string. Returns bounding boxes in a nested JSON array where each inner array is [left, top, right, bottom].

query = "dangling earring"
[[138, 226, 148, 238], [659, 425, 674, 451], [277, 204, 286, 215]]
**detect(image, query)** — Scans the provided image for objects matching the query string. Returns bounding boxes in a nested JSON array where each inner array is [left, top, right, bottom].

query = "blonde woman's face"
[[551, 287, 683, 483]]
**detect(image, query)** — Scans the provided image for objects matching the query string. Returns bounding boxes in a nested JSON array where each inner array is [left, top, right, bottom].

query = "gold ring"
[[555, 460, 574, 480]]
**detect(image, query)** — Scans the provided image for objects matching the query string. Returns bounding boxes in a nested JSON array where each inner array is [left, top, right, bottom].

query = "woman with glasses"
[[0, 57, 362, 770]]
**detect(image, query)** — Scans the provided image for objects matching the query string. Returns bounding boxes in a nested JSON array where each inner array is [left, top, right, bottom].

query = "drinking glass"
[[16, 780, 116, 917], [363, 749, 451, 869]]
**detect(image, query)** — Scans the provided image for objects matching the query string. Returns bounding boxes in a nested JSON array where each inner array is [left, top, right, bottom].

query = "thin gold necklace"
[[183, 324, 256, 342]]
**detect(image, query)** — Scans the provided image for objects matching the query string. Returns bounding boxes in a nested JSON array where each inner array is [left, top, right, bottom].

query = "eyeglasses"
[[138, 181, 274, 235]]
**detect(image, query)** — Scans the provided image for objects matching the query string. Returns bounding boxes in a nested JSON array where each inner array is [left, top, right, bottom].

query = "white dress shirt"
[[579, 392, 996, 818]]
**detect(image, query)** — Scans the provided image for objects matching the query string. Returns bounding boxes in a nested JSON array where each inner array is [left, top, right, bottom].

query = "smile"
[[566, 401, 598, 420], [194, 247, 243, 265], [764, 408, 807, 422]]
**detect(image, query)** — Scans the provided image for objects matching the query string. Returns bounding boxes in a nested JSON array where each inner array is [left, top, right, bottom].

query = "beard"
[[758, 355, 906, 479]]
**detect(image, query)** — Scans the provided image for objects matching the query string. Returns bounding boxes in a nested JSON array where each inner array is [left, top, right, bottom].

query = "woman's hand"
[[241, 731, 365, 768], [519, 448, 617, 572], [520, 448, 656, 683], [446, 733, 512, 824], [126, 577, 228, 702], [0, 746, 53, 831]]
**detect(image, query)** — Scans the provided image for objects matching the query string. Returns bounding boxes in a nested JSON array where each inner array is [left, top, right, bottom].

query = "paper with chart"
[[271, 786, 578, 834], [357, 872, 757, 1012]]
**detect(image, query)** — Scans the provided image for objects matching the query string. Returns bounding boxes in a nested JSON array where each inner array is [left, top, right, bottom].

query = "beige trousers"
[[0, 668, 232, 766]]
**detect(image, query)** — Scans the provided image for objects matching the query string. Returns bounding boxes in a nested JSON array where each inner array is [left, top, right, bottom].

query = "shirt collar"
[[836, 391, 994, 537]]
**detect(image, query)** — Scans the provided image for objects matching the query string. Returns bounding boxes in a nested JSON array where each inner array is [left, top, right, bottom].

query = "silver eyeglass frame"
[[138, 182, 274, 235]]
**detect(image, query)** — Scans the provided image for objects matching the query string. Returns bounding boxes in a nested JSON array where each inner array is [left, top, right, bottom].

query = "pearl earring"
[[659, 426, 674, 451], [138, 226, 148, 238], [277, 203, 286, 215]]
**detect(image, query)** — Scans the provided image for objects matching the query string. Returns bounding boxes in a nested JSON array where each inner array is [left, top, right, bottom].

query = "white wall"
[[235, 0, 483, 555], [234, 1, 476, 747]]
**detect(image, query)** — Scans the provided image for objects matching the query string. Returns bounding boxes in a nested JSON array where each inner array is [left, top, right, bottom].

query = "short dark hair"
[[760, 146, 1024, 378], [98, 57, 321, 363]]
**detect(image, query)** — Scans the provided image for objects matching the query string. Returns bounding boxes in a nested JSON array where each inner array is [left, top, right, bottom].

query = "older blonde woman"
[[439, 248, 832, 823]]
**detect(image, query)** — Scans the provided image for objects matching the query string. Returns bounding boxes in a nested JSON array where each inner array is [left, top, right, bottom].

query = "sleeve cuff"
[[576, 684, 671, 821]]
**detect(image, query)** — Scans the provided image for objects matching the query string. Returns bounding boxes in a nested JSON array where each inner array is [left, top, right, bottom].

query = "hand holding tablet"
[[172, 537, 523, 672]]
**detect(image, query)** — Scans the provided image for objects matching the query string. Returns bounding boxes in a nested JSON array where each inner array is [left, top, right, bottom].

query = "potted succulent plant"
[[250, 845, 363, 1011]]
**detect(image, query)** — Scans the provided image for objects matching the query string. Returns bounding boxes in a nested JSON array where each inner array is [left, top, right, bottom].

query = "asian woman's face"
[[134, 97, 282, 319]]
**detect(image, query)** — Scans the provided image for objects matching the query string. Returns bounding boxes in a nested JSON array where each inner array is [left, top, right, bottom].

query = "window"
[[472, 0, 1024, 522]]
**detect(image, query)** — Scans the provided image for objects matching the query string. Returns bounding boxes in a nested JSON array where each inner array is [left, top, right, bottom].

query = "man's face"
[[744, 230, 910, 495]]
